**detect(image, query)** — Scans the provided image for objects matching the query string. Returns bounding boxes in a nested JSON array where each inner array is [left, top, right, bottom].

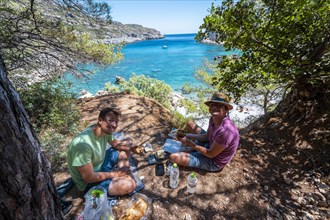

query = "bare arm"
[[110, 137, 134, 152], [179, 136, 225, 158], [77, 162, 128, 184], [185, 132, 209, 142]]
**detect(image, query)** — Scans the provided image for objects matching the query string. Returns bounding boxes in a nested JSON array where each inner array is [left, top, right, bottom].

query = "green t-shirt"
[[67, 125, 112, 191]]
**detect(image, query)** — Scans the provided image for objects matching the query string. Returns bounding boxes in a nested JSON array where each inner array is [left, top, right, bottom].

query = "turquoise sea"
[[65, 33, 237, 94]]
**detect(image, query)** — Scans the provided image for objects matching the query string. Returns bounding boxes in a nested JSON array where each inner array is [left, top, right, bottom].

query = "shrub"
[[170, 110, 192, 130], [18, 77, 80, 134], [182, 83, 194, 94], [18, 77, 81, 167], [38, 128, 68, 170], [104, 82, 119, 93], [120, 73, 173, 108], [179, 99, 198, 114]]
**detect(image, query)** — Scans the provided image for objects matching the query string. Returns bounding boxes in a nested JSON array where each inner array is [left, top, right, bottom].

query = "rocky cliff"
[[39, 1, 164, 44], [99, 22, 164, 44]]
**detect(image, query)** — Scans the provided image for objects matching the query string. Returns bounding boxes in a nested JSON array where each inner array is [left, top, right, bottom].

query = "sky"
[[103, 0, 218, 34]]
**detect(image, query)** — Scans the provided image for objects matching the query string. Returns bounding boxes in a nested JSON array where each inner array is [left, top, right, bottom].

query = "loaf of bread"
[[132, 145, 143, 154]]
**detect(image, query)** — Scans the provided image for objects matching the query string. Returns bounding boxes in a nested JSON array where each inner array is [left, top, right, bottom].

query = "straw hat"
[[204, 92, 233, 110]]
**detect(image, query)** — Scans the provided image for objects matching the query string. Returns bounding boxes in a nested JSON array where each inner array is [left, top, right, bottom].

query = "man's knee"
[[118, 150, 130, 159], [109, 177, 136, 195], [185, 120, 202, 134], [169, 153, 179, 162], [129, 178, 137, 193]]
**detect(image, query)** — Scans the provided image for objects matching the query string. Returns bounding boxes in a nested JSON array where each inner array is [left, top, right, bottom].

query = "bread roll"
[[119, 198, 148, 220]]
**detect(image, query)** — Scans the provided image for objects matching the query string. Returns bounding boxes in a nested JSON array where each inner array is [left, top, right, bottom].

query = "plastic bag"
[[119, 193, 151, 220], [113, 132, 125, 140], [83, 186, 114, 220]]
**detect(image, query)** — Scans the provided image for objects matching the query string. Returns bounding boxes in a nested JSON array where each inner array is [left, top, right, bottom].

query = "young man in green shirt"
[[67, 107, 136, 195]]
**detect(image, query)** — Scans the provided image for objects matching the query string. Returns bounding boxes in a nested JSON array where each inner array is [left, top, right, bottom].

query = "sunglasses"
[[209, 102, 224, 108]]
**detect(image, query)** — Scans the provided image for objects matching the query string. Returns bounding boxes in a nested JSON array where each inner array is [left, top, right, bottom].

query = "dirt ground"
[[53, 93, 330, 220]]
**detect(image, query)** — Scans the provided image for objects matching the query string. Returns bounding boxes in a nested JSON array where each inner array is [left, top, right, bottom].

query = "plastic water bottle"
[[187, 172, 197, 193], [166, 160, 172, 176], [169, 163, 179, 188]]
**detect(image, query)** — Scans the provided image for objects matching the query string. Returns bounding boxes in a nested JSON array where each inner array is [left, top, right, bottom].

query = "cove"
[[64, 33, 238, 95]]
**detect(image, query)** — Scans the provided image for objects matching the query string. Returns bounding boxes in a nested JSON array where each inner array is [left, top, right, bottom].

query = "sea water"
[[63, 33, 238, 95]]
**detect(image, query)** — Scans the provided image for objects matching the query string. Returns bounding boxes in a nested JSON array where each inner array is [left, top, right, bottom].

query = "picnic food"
[[119, 197, 148, 220], [155, 149, 165, 159], [132, 145, 143, 154]]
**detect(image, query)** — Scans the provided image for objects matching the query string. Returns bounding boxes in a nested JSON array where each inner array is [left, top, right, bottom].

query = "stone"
[[184, 213, 192, 220], [78, 91, 93, 99], [267, 206, 281, 218], [300, 210, 314, 220], [317, 200, 328, 207], [115, 76, 125, 84], [317, 182, 329, 195], [298, 197, 307, 206], [96, 90, 108, 96], [271, 190, 277, 197], [306, 204, 319, 215], [284, 177, 292, 185], [290, 189, 301, 195], [312, 192, 326, 202], [283, 213, 295, 220], [80, 89, 89, 95], [304, 193, 316, 205]]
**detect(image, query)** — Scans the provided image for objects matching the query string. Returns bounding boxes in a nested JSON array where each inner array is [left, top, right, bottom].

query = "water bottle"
[[166, 160, 172, 176], [169, 163, 179, 188], [187, 172, 197, 193]]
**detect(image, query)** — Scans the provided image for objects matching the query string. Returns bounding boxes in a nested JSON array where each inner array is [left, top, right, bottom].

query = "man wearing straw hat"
[[170, 92, 239, 172]]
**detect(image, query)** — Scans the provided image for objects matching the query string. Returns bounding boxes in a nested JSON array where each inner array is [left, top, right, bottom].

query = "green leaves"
[[91, 189, 105, 198], [1, 0, 122, 88], [18, 77, 80, 134], [196, 0, 330, 101], [119, 73, 173, 109]]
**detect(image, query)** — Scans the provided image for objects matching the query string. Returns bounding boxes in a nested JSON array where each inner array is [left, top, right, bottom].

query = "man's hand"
[[118, 166, 131, 174], [111, 139, 121, 148], [112, 167, 131, 178], [178, 136, 190, 147], [110, 137, 133, 151]]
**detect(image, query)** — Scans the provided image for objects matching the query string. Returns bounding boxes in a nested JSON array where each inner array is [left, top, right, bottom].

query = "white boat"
[[162, 45, 168, 49]]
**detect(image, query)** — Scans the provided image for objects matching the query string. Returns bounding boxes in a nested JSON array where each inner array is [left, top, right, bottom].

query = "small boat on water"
[[162, 45, 168, 49]]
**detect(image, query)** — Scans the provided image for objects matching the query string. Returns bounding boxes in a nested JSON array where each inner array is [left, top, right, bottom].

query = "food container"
[[155, 149, 165, 160], [143, 143, 153, 152]]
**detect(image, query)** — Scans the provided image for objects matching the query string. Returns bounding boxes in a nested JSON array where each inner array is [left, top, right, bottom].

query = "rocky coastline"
[[41, 1, 165, 45], [99, 22, 165, 44]]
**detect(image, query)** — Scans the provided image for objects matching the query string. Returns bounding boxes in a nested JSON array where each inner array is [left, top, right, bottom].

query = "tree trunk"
[[0, 56, 63, 219]]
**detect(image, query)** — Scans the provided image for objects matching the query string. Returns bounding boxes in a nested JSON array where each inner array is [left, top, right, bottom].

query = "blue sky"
[[104, 0, 218, 34]]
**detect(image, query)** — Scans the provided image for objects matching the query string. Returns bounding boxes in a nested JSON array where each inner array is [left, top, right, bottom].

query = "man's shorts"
[[83, 147, 119, 194], [189, 151, 223, 172], [188, 140, 223, 172]]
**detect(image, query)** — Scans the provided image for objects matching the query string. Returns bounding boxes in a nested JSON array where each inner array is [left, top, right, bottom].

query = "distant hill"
[[97, 21, 165, 44], [38, 1, 164, 44]]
